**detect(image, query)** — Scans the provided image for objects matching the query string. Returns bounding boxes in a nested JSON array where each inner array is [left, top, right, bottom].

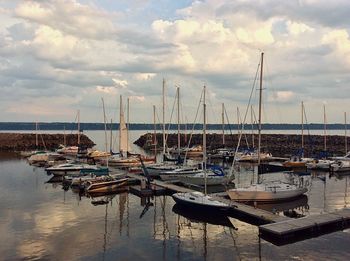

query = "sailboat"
[[146, 81, 198, 177], [172, 86, 231, 210], [227, 53, 308, 202], [107, 95, 155, 168], [306, 104, 335, 170]]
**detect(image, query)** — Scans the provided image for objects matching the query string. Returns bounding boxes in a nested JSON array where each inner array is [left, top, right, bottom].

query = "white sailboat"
[[227, 53, 308, 202], [172, 86, 231, 210], [107, 95, 155, 168], [306, 104, 334, 170]]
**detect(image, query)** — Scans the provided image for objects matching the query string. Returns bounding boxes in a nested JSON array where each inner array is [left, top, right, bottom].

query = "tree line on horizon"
[[0, 122, 348, 131]]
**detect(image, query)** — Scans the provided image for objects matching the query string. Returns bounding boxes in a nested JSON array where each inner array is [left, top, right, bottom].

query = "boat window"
[[190, 197, 195, 200]]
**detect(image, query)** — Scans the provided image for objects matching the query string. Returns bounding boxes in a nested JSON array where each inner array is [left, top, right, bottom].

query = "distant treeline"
[[0, 122, 349, 131]]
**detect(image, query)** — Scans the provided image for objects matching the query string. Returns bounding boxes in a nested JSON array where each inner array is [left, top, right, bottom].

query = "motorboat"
[[45, 163, 103, 176], [306, 159, 334, 170]]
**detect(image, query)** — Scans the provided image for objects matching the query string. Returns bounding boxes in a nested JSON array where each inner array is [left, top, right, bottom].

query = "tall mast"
[[301, 101, 304, 152], [63, 125, 66, 146], [110, 118, 113, 152], [324, 104, 327, 151], [127, 97, 130, 152], [35, 122, 38, 149], [345, 112, 348, 154], [237, 107, 240, 135], [203, 86, 207, 195], [77, 109, 80, 145], [102, 98, 108, 152], [153, 105, 157, 156], [222, 103, 225, 146], [177, 87, 180, 155], [119, 95, 123, 153], [251, 105, 254, 148], [162, 79, 166, 155], [258, 52, 264, 165]]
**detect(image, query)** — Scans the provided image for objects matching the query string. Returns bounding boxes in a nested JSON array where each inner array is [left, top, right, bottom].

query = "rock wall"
[[0, 133, 95, 151], [134, 133, 349, 157]]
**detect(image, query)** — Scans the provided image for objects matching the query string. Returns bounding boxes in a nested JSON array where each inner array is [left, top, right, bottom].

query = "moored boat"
[[85, 178, 129, 194]]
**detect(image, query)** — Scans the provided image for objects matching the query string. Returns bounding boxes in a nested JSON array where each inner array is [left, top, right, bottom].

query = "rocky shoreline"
[[0, 133, 95, 151], [134, 133, 349, 157]]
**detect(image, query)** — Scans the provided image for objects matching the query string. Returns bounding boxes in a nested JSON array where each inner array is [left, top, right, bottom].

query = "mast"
[[222, 103, 225, 146], [127, 97, 130, 153], [345, 112, 348, 154], [251, 105, 254, 148], [301, 101, 304, 154], [35, 122, 38, 149], [324, 104, 327, 151], [102, 98, 108, 153], [110, 118, 113, 152], [177, 87, 180, 155], [203, 86, 207, 195], [258, 52, 264, 165], [153, 105, 157, 157], [162, 79, 166, 155], [77, 109, 80, 145], [119, 95, 123, 154], [63, 125, 66, 146]]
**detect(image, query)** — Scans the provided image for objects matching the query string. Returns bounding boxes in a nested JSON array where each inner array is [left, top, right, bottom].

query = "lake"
[[0, 130, 350, 260]]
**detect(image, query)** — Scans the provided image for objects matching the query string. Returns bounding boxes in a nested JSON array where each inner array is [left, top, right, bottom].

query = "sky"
[[0, 0, 350, 124]]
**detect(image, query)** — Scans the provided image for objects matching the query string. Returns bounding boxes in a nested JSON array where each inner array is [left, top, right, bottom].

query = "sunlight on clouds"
[[15, 1, 52, 21], [286, 21, 314, 35], [112, 78, 128, 88], [32, 25, 78, 60], [96, 86, 118, 94], [269, 91, 295, 103], [322, 29, 350, 65], [134, 73, 156, 81]]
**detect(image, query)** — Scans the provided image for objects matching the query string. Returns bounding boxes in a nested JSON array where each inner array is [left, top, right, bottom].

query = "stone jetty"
[[134, 133, 349, 157], [0, 133, 95, 151]]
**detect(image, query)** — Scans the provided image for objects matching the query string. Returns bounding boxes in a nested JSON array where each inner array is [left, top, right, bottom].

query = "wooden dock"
[[127, 172, 350, 245], [212, 192, 290, 224], [259, 208, 350, 245], [127, 173, 288, 224]]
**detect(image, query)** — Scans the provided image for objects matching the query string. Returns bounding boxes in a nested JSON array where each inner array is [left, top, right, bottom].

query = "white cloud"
[[134, 73, 156, 81], [269, 91, 295, 103], [0, 0, 349, 122]]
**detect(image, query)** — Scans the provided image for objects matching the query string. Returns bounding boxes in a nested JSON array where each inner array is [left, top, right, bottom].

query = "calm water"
[[1, 130, 350, 260]]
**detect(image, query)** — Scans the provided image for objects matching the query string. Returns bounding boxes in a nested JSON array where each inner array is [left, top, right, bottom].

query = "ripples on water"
[[1, 131, 350, 260]]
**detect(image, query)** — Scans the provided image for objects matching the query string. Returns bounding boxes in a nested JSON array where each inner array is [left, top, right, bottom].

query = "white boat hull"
[[227, 186, 307, 202]]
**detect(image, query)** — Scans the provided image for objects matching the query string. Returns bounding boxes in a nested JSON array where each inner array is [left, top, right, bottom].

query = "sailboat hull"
[[172, 192, 230, 211], [227, 187, 307, 202]]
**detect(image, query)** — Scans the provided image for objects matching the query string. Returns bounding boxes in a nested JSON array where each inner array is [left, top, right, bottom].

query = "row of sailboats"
[[173, 52, 308, 210]]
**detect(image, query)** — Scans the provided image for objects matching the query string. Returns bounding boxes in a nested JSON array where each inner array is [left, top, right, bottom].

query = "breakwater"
[[134, 133, 349, 157], [0, 133, 95, 151]]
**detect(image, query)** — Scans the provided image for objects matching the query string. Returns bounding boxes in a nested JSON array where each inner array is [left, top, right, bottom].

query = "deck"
[[259, 208, 350, 245]]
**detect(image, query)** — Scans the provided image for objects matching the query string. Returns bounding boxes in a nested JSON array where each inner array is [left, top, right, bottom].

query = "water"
[[1, 131, 350, 260]]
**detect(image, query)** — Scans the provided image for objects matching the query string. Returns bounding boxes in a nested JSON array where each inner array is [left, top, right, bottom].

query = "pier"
[[127, 172, 350, 245], [259, 208, 350, 245]]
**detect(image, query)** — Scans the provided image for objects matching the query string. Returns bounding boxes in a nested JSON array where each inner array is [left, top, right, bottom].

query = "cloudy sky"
[[0, 0, 349, 124]]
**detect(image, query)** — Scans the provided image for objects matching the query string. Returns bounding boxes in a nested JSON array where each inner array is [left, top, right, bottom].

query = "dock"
[[259, 208, 350, 245], [127, 172, 350, 245], [127, 172, 288, 224]]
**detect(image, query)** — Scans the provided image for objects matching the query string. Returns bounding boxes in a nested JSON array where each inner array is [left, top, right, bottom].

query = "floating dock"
[[127, 172, 350, 245], [259, 208, 350, 245]]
